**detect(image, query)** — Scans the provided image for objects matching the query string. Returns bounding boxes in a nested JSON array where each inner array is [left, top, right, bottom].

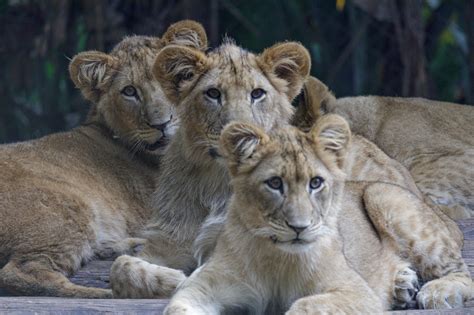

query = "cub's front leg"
[[364, 182, 472, 309], [287, 253, 384, 314], [110, 255, 186, 298], [286, 287, 382, 315], [110, 236, 194, 298], [164, 264, 253, 315]]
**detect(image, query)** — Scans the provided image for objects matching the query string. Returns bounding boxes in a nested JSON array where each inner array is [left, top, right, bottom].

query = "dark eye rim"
[[205, 88, 221, 99], [121, 85, 138, 97], [309, 176, 325, 190], [251, 88, 266, 99], [265, 176, 283, 192]]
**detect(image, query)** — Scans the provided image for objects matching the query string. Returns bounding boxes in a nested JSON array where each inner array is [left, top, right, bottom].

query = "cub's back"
[[0, 126, 154, 254], [337, 96, 474, 158]]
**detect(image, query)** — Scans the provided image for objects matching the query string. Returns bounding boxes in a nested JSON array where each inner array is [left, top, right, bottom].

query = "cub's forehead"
[[265, 129, 324, 180], [111, 36, 163, 57], [111, 36, 162, 82], [207, 43, 263, 87]]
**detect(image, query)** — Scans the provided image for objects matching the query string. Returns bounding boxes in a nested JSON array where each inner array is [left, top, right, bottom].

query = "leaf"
[[336, 0, 345, 11], [44, 61, 55, 81]]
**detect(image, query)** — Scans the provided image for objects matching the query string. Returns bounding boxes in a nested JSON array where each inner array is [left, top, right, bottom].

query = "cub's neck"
[[149, 128, 232, 241], [81, 116, 161, 167]]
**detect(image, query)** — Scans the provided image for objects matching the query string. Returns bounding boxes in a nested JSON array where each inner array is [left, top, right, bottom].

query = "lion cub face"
[[69, 21, 207, 156], [220, 115, 351, 253], [153, 40, 310, 161]]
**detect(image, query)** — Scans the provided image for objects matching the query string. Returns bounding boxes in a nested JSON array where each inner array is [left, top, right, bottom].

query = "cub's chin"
[[143, 123, 179, 156], [274, 239, 314, 254]]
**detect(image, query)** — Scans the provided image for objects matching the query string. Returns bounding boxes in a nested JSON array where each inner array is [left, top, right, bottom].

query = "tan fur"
[[110, 40, 311, 298], [297, 77, 464, 245], [299, 76, 474, 220], [0, 20, 207, 298], [166, 119, 471, 314], [164, 121, 385, 314], [312, 115, 471, 309]]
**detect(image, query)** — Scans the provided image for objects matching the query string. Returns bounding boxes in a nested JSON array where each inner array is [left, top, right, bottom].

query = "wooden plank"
[[1, 219, 474, 314], [457, 219, 474, 240], [390, 308, 474, 314], [0, 297, 472, 314], [0, 297, 167, 314], [69, 261, 112, 289]]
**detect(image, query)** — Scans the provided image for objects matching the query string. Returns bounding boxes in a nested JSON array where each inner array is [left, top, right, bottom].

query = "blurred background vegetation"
[[0, 0, 473, 143]]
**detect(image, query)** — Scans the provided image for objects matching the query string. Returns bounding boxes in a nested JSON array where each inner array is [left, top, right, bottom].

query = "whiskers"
[[127, 133, 146, 158], [121, 128, 160, 158], [304, 222, 333, 240], [253, 220, 332, 245]]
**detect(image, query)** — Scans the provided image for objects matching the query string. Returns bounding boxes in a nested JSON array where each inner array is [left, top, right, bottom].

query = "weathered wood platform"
[[1, 219, 474, 314]]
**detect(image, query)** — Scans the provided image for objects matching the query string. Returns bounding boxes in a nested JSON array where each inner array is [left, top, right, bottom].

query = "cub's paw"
[[164, 303, 191, 315], [393, 266, 419, 309], [417, 278, 466, 309], [110, 255, 186, 298], [164, 302, 209, 315]]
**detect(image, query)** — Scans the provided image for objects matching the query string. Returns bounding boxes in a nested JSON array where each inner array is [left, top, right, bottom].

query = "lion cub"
[[0, 20, 207, 298], [165, 120, 397, 314]]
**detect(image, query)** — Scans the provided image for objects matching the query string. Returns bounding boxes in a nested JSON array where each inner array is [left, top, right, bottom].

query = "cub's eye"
[[265, 176, 283, 192], [206, 88, 221, 100], [251, 88, 266, 100], [309, 176, 325, 191], [121, 85, 137, 98]]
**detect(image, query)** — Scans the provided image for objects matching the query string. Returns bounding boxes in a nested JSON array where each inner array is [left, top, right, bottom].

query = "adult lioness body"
[[0, 20, 207, 298], [300, 77, 474, 219]]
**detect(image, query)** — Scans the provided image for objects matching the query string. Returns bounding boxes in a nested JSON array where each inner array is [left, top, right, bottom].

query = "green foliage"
[[430, 28, 464, 101], [0, 0, 471, 143], [76, 18, 88, 53]]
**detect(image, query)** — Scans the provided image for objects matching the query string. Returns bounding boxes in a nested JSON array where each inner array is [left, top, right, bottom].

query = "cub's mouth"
[[145, 137, 170, 151], [270, 235, 312, 246]]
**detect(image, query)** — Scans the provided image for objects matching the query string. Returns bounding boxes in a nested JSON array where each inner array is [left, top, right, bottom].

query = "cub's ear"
[[153, 45, 208, 104], [220, 122, 269, 175], [69, 51, 118, 102], [162, 20, 208, 50], [292, 76, 336, 130], [258, 42, 311, 100], [310, 114, 351, 177]]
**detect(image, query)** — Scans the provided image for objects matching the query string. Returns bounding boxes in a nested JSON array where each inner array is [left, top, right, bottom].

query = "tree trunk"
[[390, 0, 428, 97]]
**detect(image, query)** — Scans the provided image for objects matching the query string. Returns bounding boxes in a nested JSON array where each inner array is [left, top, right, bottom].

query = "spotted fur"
[[298, 76, 474, 220]]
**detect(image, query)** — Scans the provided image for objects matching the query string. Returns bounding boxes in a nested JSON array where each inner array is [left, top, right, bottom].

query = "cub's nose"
[[151, 115, 172, 131], [285, 220, 311, 234]]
